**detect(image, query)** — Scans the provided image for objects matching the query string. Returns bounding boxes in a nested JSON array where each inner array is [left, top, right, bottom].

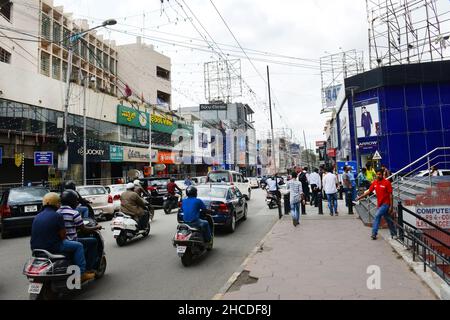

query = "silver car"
[[77, 185, 115, 220]]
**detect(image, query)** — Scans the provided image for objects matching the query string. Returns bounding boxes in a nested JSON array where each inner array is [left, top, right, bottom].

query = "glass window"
[[77, 186, 107, 196], [0, 46, 11, 64], [8, 188, 49, 204], [197, 187, 227, 199]]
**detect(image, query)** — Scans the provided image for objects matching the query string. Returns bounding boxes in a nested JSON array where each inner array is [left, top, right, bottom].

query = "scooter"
[[266, 191, 280, 209], [111, 211, 151, 247], [163, 192, 181, 215], [173, 211, 214, 267], [23, 218, 107, 300]]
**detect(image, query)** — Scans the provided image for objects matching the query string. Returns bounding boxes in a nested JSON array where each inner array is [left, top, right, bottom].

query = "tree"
[[301, 149, 318, 168]]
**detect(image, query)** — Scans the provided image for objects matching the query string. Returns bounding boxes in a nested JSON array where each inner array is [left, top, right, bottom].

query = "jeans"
[[326, 193, 338, 215], [311, 185, 318, 206], [189, 219, 212, 242], [290, 202, 300, 223], [372, 204, 397, 237], [78, 238, 98, 271], [76, 206, 89, 219], [59, 240, 86, 274]]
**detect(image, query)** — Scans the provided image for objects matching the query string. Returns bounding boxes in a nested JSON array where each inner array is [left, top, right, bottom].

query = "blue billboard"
[[34, 152, 54, 166], [337, 161, 358, 175]]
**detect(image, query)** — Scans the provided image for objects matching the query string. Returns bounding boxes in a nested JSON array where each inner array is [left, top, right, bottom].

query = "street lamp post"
[[60, 19, 117, 181]]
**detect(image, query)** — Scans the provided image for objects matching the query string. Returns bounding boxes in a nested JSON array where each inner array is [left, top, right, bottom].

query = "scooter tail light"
[[24, 260, 52, 276], [176, 233, 191, 241]]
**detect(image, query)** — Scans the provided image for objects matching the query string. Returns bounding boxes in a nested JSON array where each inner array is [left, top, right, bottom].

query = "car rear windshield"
[[8, 188, 48, 203], [78, 187, 107, 196], [208, 172, 230, 183], [197, 187, 228, 199], [110, 185, 126, 193], [148, 180, 168, 186]]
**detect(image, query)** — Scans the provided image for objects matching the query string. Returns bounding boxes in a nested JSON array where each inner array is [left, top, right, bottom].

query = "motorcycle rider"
[[182, 186, 212, 245], [64, 181, 91, 219], [120, 183, 149, 230], [133, 180, 149, 198], [167, 177, 183, 206], [30, 193, 95, 282], [58, 190, 101, 273]]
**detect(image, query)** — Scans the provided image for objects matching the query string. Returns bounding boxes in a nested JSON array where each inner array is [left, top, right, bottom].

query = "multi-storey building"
[[0, 0, 189, 185]]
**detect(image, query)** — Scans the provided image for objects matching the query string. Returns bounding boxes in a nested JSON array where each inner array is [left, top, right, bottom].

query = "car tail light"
[[0, 204, 11, 218], [113, 194, 121, 201], [108, 195, 113, 204], [147, 186, 156, 192]]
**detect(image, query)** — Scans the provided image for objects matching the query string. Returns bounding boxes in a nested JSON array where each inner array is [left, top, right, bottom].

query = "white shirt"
[[323, 173, 338, 194], [266, 178, 277, 191], [287, 180, 303, 204], [309, 172, 322, 189]]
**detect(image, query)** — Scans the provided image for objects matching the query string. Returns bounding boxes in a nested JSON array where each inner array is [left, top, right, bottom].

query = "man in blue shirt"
[[184, 176, 193, 188], [30, 192, 95, 282], [181, 186, 212, 244]]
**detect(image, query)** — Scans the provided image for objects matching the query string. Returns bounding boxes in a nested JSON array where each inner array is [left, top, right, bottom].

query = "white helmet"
[[126, 183, 135, 190], [133, 179, 142, 186]]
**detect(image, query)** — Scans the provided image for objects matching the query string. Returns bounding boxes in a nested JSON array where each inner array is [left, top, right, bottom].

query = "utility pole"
[[83, 75, 87, 185], [59, 19, 117, 180], [148, 105, 153, 176], [267, 66, 277, 175], [303, 130, 311, 170]]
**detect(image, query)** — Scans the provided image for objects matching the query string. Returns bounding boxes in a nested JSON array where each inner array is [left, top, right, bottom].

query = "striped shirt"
[[287, 180, 303, 204], [57, 206, 83, 241]]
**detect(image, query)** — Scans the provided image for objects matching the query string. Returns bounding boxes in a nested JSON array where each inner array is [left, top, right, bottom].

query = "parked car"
[[76, 185, 115, 221], [105, 184, 127, 212], [178, 184, 247, 233], [415, 169, 450, 177], [248, 177, 260, 189], [139, 177, 169, 207], [0, 187, 49, 239], [206, 170, 252, 200]]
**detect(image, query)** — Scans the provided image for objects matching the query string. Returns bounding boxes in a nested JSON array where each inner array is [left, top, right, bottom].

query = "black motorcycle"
[[266, 191, 280, 209], [173, 211, 214, 267], [163, 192, 181, 215], [23, 218, 107, 300]]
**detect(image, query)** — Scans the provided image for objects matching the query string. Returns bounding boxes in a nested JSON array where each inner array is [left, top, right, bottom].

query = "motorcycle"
[[266, 191, 280, 209], [163, 192, 181, 215], [173, 211, 214, 267], [111, 211, 151, 247], [23, 218, 107, 300]]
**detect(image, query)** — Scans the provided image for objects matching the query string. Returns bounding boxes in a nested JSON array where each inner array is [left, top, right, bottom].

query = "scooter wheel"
[[142, 222, 151, 237], [181, 249, 193, 267], [116, 234, 127, 247], [95, 256, 107, 279]]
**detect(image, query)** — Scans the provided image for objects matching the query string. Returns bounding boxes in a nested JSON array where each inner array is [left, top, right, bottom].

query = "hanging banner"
[[15, 153, 23, 167], [34, 152, 54, 166], [110, 146, 124, 162]]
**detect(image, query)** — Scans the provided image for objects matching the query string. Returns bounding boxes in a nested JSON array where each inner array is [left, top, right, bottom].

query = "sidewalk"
[[219, 200, 437, 300]]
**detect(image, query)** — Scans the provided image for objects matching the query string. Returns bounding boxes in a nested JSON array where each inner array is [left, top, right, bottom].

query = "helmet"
[[170, 177, 176, 183], [42, 192, 61, 208], [64, 180, 76, 191], [133, 180, 142, 186], [126, 183, 135, 190], [61, 190, 79, 209], [186, 186, 197, 198]]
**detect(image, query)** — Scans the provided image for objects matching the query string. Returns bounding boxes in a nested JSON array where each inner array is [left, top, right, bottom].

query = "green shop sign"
[[110, 145, 124, 162], [117, 105, 193, 134]]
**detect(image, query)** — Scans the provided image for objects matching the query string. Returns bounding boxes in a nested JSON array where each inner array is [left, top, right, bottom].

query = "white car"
[[248, 177, 259, 189], [105, 184, 127, 212], [415, 170, 450, 177], [206, 170, 252, 200], [77, 185, 115, 220]]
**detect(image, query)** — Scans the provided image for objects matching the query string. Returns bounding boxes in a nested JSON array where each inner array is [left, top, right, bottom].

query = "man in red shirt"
[[356, 169, 397, 240]]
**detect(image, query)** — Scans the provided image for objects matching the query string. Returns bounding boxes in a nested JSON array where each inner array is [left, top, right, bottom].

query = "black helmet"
[[170, 177, 176, 183], [186, 186, 197, 198], [64, 180, 77, 191], [61, 190, 79, 209]]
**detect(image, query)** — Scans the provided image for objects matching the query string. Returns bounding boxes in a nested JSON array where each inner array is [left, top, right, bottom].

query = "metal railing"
[[396, 202, 449, 285], [360, 147, 450, 219]]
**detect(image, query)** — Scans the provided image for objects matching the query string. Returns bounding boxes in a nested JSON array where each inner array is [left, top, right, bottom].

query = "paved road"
[[0, 189, 278, 300]]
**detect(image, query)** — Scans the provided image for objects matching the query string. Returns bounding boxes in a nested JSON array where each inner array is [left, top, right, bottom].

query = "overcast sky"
[[53, 0, 369, 146]]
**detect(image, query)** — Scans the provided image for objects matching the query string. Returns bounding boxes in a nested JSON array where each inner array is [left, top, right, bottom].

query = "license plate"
[[28, 282, 43, 294], [25, 205, 38, 213], [113, 230, 121, 237], [177, 246, 187, 254]]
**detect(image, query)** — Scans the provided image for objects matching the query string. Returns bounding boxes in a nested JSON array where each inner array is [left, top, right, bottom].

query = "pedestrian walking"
[[356, 169, 397, 240], [299, 167, 310, 203], [322, 167, 339, 216], [287, 172, 304, 227], [309, 168, 322, 207]]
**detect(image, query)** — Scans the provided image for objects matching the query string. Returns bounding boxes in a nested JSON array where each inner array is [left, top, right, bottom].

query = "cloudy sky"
[[53, 0, 369, 146]]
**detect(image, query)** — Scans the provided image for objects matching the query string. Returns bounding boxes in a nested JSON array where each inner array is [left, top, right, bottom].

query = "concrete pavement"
[[219, 200, 438, 300]]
